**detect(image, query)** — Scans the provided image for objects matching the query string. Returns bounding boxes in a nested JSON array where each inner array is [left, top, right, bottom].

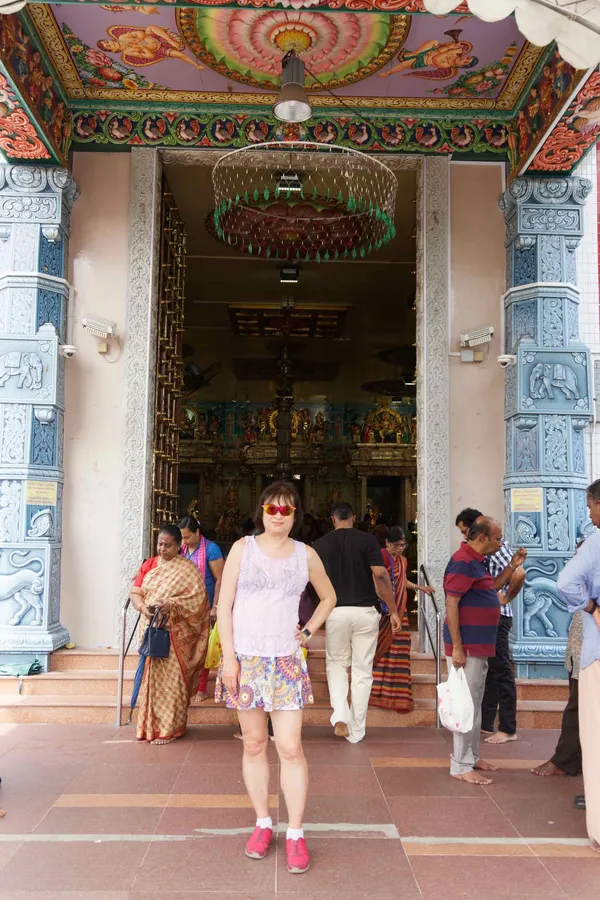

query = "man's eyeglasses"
[[262, 504, 296, 518]]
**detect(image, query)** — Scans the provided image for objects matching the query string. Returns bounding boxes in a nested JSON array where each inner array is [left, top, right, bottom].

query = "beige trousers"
[[579, 658, 600, 845], [446, 655, 489, 776], [325, 605, 380, 743]]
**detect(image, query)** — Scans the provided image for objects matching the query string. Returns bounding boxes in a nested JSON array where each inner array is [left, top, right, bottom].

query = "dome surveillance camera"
[[497, 354, 517, 369], [60, 345, 78, 359]]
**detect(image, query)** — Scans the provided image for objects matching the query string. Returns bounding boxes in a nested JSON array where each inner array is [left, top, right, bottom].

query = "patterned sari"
[[369, 549, 413, 712], [136, 555, 209, 742]]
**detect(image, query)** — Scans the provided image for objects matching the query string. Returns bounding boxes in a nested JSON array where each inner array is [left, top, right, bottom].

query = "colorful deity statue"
[[216, 483, 239, 542], [365, 498, 381, 527], [362, 403, 404, 444]]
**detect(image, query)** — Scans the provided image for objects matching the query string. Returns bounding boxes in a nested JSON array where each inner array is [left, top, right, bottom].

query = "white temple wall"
[[62, 153, 132, 647], [448, 161, 506, 549]]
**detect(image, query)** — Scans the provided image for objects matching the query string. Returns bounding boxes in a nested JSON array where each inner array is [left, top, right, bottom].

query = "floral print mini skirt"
[[215, 647, 313, 711]]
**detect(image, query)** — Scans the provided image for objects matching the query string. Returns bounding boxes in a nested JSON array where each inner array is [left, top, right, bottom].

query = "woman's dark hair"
[[388, 526, 406, 544], [158, 523, 182, 545], [373, 524, 389, 548], [253, 481, 303, 535], [179, 515, 200, 533]]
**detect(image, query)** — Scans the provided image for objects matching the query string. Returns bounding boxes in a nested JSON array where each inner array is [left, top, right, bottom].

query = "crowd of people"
[[129, 478, 600, 871]]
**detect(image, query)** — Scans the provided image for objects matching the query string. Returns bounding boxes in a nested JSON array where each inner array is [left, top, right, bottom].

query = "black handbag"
[[139, 609, 170, 659]]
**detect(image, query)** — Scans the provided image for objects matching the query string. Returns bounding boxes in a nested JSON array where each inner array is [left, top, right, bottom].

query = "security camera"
[[60, 345, 78, 359], [497, 354, 517, 369]]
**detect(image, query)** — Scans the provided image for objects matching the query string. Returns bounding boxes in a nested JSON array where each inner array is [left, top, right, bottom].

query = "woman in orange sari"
[[370, 526, 435, 712], [130, 524, 209, 745]]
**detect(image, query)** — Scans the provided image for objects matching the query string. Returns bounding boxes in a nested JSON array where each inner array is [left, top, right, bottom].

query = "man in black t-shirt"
[[314, 502, 398, 743]]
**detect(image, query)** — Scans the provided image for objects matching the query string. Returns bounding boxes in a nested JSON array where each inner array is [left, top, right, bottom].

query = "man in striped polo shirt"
[[443, 517, 504, 785], [456, 509, 527, 745]]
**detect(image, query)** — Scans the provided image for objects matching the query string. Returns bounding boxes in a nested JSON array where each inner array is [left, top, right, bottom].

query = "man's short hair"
[[587, 479, 600, 503], [331, 501, 353, 520], [468, 516, 497, 541], [456, 507, 483, 528]]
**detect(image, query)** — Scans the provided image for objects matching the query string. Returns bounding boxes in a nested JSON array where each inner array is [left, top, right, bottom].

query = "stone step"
[[0, 669, 569, 703], [0, 693, 566, 729]]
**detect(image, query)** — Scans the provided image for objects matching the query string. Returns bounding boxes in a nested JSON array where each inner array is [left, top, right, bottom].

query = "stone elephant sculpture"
[[0, 552, 44, 626], [0, 351, 43, 390], [529, 362, 579, 401]]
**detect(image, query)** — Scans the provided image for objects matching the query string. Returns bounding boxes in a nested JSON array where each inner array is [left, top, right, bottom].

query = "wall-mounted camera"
[[60, 345, 78, 359], [497, 354, 517, 369]]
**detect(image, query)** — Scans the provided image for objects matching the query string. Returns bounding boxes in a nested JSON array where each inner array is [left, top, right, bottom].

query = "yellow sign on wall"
[[511, 487, 543, 513], [26, 481, 57, 506]]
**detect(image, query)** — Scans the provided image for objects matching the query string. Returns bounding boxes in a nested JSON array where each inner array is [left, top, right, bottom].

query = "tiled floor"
[[0, 722, 596, 898]]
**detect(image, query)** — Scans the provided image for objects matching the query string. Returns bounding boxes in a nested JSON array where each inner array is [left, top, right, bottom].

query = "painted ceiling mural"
[[29, 4, 537, 109], [0, 1, 596, 174]]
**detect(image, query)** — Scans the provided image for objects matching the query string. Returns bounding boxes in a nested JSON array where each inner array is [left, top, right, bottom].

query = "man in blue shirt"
[[557, 478, 600, 853]]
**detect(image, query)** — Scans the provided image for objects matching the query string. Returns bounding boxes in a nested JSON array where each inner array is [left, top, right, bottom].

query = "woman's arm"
[[216, 539, 244, 694], [406, 580, 435, 595], [296, 547, 337, 641], [208, 556, 225, 618]]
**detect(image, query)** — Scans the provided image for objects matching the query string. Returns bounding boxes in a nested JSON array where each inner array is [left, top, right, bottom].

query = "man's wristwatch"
[[301, 627, 312, 641]]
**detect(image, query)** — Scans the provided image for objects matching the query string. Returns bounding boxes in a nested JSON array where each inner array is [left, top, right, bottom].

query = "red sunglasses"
[[262, 504, 296, 517]]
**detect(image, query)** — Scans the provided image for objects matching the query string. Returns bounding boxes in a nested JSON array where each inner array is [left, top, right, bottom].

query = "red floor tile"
[[0, 841, 149, 892], [132, 838, 276, 893], [542, 858, 600, 899], [156, 806, 257, 833], [388, 795, 520, 838], [278, 795, 393, 827], [488, 795, 589, 840], [172, 763, 278, 795], [296, 764, 381, 797], [186, 740, 279, 767], [64, 763, 182, 795], [275, 837, 419, 898], [0, 790, 62, 834], [375, 766, 486, 798], [0, 893, 128, 900], [409, 856, 568, 899], [90, 739, 192, 765], [33, 806, 164, 835]]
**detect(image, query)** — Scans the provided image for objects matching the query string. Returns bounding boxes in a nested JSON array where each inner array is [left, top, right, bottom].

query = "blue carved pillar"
[[0, 166, 78, 670], [499, 177, 593, 678]]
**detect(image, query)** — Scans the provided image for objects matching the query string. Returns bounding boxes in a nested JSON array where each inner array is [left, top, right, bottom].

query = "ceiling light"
[[280, 267, 299, 284], [273, 51, 312, 124], [277, 170, 303, 193]]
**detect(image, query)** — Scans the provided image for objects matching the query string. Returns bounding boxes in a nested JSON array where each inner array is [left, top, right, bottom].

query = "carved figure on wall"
[[197, 412, 208, 440], [242, 411, 258, 444], [225, 411, 235, 441], [258, 408, 270, 442], [350, 415, 361, 445], [179, 406, 197, 441], [312, 411, 327, 443], [0, 351, 43, 390], [0, 551, 45, 626], [363, 404, 404, 444], [410, 416, 417, 444], [530, 362, 579, 401], [299, 408, 312, 443], [365, 498, 381, 527], [216, 483, 239, 542], [208, 411, 222, 441], [523, 579, 568, 637], [27, 508, 54, 539]]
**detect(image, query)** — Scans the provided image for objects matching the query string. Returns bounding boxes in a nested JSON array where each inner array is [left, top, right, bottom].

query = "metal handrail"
[[115, 597, 140, 728], [419, 564, 443, 729]]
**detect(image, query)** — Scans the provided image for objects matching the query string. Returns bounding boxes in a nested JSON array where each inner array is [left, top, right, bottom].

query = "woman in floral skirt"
[[216, 481, 336, 874]]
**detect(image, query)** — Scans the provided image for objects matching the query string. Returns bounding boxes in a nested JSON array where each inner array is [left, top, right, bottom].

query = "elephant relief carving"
[[529, 362, 579, 401], [0, 551, 45, 626], [0, 352, 43, 390], [523, 565, 568, 638]]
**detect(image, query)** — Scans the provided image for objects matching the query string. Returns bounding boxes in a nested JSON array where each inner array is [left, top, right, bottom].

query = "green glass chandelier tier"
[[211, 141, 398, 263]]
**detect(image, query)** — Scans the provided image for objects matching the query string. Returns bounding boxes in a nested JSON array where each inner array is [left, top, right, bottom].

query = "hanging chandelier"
[[211, 141, 397, 263], [423, 1, 600, 69]]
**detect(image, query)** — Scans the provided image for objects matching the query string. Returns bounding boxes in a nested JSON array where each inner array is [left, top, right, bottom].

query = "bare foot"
[[531, 760, 566, 777], [196, 691, 208, 703], [474, 760, 498, 772], [485, 732, 518, 744], [334, 722, 349, 738], [0, 809, 5, 818], [150, 737, 175, 745], [480, 729, 494, 736], [233, 731, 243, 741], [452, 770, 493, 785]]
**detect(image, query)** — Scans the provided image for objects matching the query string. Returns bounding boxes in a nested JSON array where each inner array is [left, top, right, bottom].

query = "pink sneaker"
[[286, 837, 310, 873], [245, 826, 273, 859]]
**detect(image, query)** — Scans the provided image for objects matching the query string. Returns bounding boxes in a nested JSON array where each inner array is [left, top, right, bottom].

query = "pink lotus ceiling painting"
[[28, 3, 540, 111]]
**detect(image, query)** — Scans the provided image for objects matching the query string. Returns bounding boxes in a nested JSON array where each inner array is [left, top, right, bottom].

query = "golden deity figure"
[[362, 403, 404, 444], [216, 483, 239, 542]]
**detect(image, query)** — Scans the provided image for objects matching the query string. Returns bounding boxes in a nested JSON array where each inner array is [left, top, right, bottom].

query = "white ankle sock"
[[256, 816, 272, 829], [286, 827, 304, 841]]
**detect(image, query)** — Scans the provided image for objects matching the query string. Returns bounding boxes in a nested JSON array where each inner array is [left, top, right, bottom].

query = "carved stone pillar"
[[499, 176, 593, 677], [0, 165, 78, 670]]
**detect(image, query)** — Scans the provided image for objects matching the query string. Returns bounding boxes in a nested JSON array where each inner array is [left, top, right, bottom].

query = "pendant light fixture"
[[273, 50, 312, 124]]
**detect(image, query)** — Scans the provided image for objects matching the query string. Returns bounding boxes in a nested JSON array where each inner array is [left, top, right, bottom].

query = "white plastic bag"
[[436, 665, 474, 734]]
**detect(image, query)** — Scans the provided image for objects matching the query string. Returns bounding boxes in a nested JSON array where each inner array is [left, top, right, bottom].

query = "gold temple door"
[[150, 183, 186, 543]]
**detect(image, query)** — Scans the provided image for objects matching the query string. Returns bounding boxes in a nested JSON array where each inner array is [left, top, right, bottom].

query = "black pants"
[[551, 675, 581, 776], [481, 615, 517, 735]]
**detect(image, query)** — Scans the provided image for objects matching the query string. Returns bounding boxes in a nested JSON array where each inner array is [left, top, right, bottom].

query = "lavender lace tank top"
[[232, 535, 309, 658]]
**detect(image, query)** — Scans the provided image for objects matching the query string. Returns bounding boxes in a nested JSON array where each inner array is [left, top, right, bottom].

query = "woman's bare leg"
[[238, 709, 270, 819], [271, 710, 307, 830]]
